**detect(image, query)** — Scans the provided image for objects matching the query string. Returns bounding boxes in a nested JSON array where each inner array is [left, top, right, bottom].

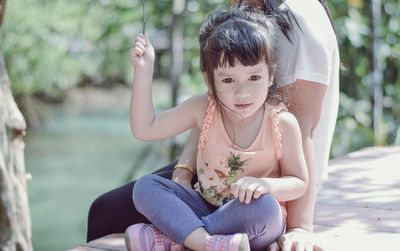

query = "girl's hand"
[[129, 33, 155, 69], [230, 176, 270, 204]]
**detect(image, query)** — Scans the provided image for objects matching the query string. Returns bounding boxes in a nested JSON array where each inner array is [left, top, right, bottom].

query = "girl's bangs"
[[210, 20, 269, 70]]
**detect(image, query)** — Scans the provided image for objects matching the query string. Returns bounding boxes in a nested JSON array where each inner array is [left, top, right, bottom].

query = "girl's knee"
[[252, 194, 282, 222], [132, 174, 159, 205], [254, 194, 280, 211], [230, 194, 282, 232], [245, 195, 284, 247]]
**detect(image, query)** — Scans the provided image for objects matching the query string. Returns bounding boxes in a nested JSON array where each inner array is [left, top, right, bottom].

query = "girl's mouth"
[[234, 103, 252, 109]]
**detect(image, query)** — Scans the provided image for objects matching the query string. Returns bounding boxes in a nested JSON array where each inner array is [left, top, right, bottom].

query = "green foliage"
[[4, 0, 148, 97], [3, 0, 228, 97], [2, 0, 400, 154], [329, 0, 400, 156], [331, 93, 375, 157]]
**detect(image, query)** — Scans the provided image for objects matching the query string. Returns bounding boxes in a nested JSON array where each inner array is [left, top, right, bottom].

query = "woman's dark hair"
[[237, 0, 338, 43], [199, 7, 276, 104], [236, 0, 298, 43], [317, 0, 339, 41]]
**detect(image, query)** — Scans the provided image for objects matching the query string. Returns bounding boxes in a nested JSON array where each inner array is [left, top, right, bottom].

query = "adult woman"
[[260, 0, 339, 248], [87, 0, 339, 250]]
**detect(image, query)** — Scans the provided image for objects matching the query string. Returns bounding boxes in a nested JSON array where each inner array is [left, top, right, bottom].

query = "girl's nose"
[[235, 83, 250, 98]]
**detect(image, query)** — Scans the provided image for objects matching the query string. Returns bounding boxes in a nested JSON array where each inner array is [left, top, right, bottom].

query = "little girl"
[[126, 7, 308, 251]]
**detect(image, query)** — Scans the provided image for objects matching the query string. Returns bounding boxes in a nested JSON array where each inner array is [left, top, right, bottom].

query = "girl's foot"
[[205, 233, 250, 251], [125, 223, 184, 251]]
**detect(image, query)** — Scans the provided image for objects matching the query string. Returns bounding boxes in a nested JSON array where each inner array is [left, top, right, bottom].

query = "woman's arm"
[[171, 127, 200, 188], [279, 80, 327, 232], [266, 81, 328, 251]]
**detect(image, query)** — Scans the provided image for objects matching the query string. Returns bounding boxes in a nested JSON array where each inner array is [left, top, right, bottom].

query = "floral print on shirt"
[[197, 152, 250, 207]]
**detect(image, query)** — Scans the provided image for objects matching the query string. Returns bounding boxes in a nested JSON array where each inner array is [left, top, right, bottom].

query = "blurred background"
[[2, 0, 399, 250]]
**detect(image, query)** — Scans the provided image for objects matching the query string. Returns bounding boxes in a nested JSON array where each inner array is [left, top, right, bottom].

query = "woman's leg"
[[86, 162, 176, 242], [201, 194, 285, 250]]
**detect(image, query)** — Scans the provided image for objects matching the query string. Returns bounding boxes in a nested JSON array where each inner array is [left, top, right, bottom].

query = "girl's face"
[[213, 60, 272, 120]]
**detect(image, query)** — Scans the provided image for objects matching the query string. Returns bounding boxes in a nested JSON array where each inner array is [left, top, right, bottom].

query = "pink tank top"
[[195, 96, 288, 217]]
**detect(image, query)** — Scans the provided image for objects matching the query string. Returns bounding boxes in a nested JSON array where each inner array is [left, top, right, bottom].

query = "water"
[[24, 94, 168, 251]]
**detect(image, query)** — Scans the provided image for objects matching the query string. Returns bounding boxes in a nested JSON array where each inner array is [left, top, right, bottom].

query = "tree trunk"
[[169, 0, 186, 161], [370, 0, 384, 143], [0, 0, 33, 250]]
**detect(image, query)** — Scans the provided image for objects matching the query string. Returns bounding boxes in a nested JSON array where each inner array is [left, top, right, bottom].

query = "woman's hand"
[[267, 228, 325, 251], [230, 176, 270, 204], [129, 33, 155, 70]]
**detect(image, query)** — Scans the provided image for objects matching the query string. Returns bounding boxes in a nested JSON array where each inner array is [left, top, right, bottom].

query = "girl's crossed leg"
[[132, 174, 285, 250]]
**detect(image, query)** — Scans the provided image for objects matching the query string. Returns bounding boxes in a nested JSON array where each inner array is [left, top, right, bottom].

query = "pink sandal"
[[205, 233, 250, 251], [125, 223, 184, 251]]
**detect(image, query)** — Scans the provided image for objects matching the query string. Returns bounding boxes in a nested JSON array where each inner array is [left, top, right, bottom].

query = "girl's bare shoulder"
[[181, 94, 210, 125], [276, 110, 301, 136], [183, 94, 209, 109]]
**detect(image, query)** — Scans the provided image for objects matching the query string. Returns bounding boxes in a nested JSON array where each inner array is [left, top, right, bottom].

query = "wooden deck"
[[313, 146, 400, 250], [69, 146, 400, 251]]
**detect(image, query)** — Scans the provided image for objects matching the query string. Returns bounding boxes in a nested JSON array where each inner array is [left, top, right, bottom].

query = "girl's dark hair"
[[199, 7, 276, 104]]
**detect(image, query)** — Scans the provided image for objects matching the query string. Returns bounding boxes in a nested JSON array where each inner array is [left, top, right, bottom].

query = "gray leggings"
[[133, 174, 285, 250]]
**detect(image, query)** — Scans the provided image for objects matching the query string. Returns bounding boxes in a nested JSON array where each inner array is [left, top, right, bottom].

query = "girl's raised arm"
[[129, 34, 206, 141]]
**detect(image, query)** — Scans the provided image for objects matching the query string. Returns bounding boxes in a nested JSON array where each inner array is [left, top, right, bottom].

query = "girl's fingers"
[[244, 183, 259, 204], [136, 33, 146, 41], [135, 35, 147, 47], [134, 47, 144, 57], [237, 180, 252, 203], [144, 33, 150, 43], [129, 47, 142, 58], [129, 34, 154, 67], [144, 33, 154, 49], [134, 41, 146, 54], [238, 185, 247, 203], [135, 33, 153, 50], [253, 185, 267, 199], [231, 177, 267, 203], [230, 177, 245, 198]]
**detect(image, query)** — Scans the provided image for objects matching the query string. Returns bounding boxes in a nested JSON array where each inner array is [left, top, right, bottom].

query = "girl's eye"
[[250, 75, 261, 81], [222, 78, 234, 84]]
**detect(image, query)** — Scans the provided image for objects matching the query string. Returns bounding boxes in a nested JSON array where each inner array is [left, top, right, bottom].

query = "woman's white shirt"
[[274, 0, 340, 187]]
